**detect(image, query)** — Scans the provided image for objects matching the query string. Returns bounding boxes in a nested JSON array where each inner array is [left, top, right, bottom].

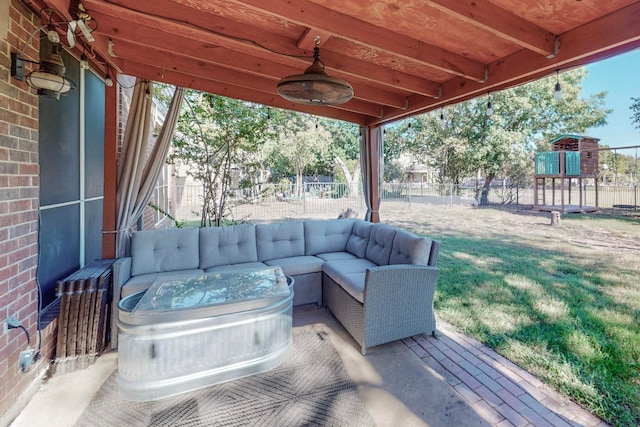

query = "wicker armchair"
[[323, 240, 440, 355]]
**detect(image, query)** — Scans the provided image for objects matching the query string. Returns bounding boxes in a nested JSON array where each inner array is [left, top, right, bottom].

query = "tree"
[[631, 97, 640, 130], [318, 118, 361, 197], [389, 68, 610, 204], [267, 116, 331, 197], [169, 92, 272, 226]]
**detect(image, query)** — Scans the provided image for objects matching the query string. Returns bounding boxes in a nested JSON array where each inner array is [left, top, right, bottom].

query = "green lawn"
[[386, 206, 640, 427]]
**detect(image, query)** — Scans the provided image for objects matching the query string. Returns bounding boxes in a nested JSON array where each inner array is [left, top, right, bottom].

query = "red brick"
[[496, 389, 527, 411], [455, 369, 483, 390], [0, 264, 18, 282], [454, 383, 481, 404], [497, 376, 526, 397], [495, 403, 528, 427], [475, 384, 503, 407], [473, 400, 505, 424]]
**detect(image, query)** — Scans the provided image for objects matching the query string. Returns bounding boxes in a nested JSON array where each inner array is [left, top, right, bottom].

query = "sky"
[[580, 48, 640, 149]]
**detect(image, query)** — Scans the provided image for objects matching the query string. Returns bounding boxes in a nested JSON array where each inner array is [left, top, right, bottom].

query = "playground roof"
[[549, 134, 601, 144]]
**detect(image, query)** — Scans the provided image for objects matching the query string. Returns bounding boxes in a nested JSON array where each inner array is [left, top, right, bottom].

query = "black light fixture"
[[486, 94, 493, 116], [439, 108, 445, 127], [554, 70, 562, 101], [276, 36, 353, 105], [11, 41, 75, 100]]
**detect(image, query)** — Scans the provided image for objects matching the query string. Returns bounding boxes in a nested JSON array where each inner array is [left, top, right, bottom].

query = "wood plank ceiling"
[[23, 0, 640, 126]]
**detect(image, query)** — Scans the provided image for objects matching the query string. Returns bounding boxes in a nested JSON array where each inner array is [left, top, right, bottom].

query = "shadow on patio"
[[11, 305, 606, 427]]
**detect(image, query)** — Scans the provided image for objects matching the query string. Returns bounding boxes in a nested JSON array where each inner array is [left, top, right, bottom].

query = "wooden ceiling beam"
[[86, 0, 442, 97], [93, 14, 413, 109], [228, 0, 487, 81], [426, 0, 556, 57], [100, 36, 386, 118], [370, 1, 640, 125], [120, 60, 369, 125]]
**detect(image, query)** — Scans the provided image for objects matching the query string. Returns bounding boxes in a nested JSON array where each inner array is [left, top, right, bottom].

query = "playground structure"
[[533, 134, 600, 213]]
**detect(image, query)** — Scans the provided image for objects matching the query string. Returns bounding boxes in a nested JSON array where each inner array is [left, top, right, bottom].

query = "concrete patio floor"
[[11, 305, 607, 427]]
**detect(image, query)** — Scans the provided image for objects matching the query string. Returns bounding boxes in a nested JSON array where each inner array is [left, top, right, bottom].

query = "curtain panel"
[[115, 80, 185, 257], [359, 125, 384, 222]]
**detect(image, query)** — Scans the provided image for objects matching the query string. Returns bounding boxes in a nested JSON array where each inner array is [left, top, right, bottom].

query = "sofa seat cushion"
[[131, 228, 200, 276], [315, 251, 359, 262], [304, 219, 356, 255], [204, 262, 268, 274], [264, 255, 325, 276], [121, 269, 204, 298], [323, 258, 377, 303]]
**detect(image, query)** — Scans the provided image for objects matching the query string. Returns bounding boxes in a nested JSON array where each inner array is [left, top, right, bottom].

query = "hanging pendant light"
[[554, 70, 562, 101], [277, 36, 353, 105], [486, 99, 493, 116]]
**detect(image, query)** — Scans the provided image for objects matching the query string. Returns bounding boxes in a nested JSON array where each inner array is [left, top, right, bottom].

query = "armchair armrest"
[[112, 257, 132, 301], [428, 240, 441, 267], [110, 257, 131, 350]]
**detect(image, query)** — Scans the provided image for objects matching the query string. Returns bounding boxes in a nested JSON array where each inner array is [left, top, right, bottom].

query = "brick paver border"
[[402, 320, 609, 427]]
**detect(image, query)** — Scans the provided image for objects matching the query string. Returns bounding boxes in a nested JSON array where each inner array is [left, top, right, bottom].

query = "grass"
[[384, 205, 640, 427]]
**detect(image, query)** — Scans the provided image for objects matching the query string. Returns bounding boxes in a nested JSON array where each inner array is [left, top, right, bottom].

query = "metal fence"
[[171, 182, 639, 223]]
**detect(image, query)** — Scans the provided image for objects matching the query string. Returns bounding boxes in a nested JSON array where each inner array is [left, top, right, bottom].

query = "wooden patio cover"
[[18, 0, 640, 255], [24, 0, 640, 126]]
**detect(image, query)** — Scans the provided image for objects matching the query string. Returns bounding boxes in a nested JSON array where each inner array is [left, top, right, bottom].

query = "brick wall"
[[0, 0, 53, 421]]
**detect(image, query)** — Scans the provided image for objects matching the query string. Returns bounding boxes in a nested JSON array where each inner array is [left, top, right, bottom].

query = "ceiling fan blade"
[[67, 22, 76, 48], [77, 20, 95, 42]]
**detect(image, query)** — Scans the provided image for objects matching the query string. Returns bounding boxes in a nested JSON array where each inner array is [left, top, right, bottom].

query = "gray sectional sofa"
[[111, 218, 440, 354]]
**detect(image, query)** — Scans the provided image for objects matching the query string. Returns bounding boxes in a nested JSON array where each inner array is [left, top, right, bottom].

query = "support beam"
[[426, 0, 555, 56], [102, 80, 118, 259], [223, 0, 487, 80]]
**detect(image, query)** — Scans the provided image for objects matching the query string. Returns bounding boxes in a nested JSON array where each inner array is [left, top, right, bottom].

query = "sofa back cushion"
[[199, 224, 257, 269], [389, 229, 431, 265], [131, 227, 200, 276], [304, 219, 356, 255], [365, 223, 397, 266], [256, 221, 305, 262], [345, 220, 373, 258]]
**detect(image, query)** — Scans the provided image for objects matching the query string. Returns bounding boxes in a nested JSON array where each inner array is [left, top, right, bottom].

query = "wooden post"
[[102, 81, 118, 259], [579, 177, 583, 207], [551, 211, 561, 226]]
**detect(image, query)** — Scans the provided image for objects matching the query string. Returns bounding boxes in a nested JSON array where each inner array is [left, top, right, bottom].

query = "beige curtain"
[[359, 125, 384, 222], [115, 80, 185, 257]]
